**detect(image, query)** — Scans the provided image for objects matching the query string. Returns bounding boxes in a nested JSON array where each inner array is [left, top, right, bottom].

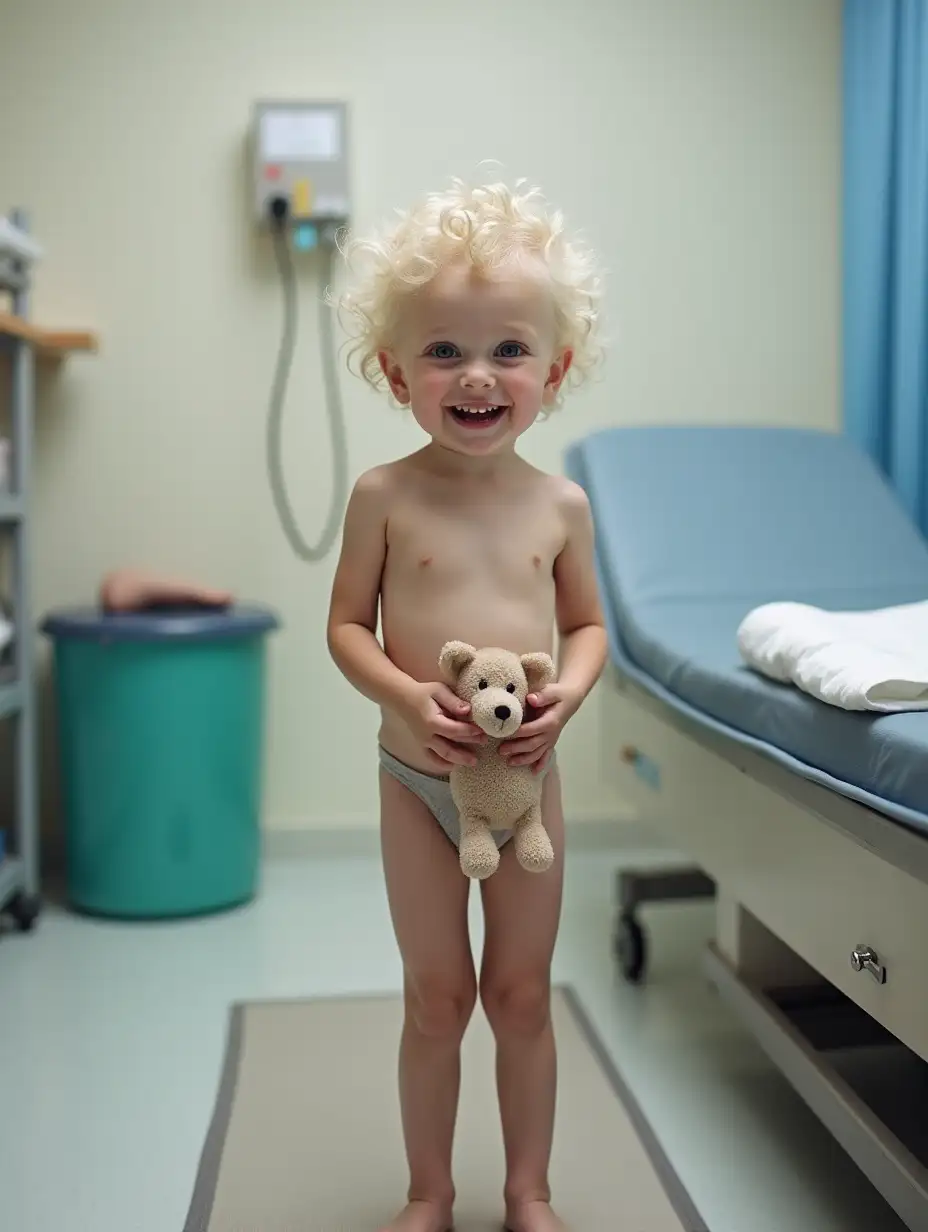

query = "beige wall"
[[0, 0, 841, 835]]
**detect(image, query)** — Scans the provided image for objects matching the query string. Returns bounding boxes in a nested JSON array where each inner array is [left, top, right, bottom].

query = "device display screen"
[[260, 109, 340, 163]]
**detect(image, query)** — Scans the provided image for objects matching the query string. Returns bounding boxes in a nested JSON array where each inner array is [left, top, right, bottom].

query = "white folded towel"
[[737, 599, 928, 712]]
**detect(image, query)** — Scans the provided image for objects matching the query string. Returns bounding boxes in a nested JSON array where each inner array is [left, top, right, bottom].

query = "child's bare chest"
[[385, 497, 564, 598]]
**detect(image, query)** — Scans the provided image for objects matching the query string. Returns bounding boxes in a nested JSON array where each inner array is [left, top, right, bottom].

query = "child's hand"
[[500, 684, 580, 773], [398, 681, 486, 769]]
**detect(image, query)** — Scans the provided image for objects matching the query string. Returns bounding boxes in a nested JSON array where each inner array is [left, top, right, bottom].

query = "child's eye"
[[506, 683, 516, 693], [428, 343, 459, 360], [496, 341, 527, 359]]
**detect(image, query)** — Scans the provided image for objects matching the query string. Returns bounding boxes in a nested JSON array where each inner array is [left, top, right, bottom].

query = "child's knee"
[[406, 974, 476, 1040], [481, 974, 551, 1039]]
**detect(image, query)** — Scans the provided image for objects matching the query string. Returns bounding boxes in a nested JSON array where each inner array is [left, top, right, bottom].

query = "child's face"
[[379, 260, 572, 457]]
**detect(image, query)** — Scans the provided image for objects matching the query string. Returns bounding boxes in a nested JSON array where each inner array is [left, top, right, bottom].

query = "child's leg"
[[379, 767, 476, 1232], [479, 767, 566, 1232]]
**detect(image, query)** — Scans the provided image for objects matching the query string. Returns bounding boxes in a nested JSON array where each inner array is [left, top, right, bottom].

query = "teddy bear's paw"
[[461, 848, 500, 880], [460, 830, 500, 879], [515, 828, 555, 874]]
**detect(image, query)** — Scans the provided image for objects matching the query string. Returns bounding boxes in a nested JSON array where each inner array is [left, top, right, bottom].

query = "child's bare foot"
[[504, 1198, 568, 1232], [378, 1198, 453, 1232], [100, 569, 232, 612]]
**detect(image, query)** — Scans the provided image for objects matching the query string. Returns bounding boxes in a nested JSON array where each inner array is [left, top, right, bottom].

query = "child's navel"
[[532, 554, 542, 568], [419, 556, 433, 568]]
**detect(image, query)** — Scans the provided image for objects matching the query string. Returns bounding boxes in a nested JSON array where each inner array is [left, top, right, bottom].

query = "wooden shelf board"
[[0, 311, 98, 357]]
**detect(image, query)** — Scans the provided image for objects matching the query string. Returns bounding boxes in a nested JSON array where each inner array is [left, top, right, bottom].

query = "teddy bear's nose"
[[494, 705, 511, 721]]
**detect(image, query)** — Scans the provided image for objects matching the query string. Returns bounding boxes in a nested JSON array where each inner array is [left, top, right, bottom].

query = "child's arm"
[[327, 469, 485, 767], [502, 482, 607, 770], [552, 483, 609, 700], [326, 470, 416, 711]]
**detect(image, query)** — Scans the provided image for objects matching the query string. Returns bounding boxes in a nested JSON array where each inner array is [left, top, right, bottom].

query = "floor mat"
[[183, 985, 708, 1231]]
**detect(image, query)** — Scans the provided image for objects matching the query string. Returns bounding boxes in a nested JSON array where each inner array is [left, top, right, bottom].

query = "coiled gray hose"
[[266, 225, 349, 562]]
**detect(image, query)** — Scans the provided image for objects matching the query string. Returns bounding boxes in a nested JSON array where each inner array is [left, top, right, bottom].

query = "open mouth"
[[447, 405, 508, 429]]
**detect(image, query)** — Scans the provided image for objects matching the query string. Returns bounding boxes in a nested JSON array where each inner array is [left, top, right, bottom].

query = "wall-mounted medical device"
[[253, 100, 350, 564], [252, 100, 349, 248]]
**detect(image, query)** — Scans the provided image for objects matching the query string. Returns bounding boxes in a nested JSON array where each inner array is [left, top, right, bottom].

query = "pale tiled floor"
[[0, 840, 908, 1232]]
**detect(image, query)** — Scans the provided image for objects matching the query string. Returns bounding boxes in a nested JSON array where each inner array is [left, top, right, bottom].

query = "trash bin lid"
[[40, 603, 281, 642]]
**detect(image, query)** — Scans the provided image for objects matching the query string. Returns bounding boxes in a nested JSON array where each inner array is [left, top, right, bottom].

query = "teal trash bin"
[[41, 603, 280, 919]]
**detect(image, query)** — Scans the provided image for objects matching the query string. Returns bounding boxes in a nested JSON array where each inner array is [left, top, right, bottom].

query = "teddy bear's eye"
[[506, 683, 516, 694], [478, 679, 488, 690]]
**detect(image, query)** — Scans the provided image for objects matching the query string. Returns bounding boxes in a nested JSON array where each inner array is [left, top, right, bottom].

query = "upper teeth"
[[454, 406, 501, 415]]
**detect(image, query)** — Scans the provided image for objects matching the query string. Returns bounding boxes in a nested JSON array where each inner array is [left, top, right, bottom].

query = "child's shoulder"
[[347, 455, 432, 537], [350, 456, 416, 502], [522, 462, 591, 517]]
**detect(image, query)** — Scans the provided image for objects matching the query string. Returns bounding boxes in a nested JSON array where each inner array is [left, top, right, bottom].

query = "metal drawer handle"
[[850, 945, 886, 985]]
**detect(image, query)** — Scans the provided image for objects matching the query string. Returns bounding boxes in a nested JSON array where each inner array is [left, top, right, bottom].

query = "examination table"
[[566, 425, 928, 1229]]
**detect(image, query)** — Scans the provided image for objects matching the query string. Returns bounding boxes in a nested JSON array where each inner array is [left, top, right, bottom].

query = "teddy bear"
[[438, 640, 558, 880]]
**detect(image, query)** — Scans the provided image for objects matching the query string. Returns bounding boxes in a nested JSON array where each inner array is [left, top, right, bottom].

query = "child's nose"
[[461, 362, 494, 389]]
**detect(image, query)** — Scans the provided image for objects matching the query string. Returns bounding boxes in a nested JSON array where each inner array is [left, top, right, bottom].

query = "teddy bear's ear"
[[439, 641, 477, 683], [520, 652, 556, 693]]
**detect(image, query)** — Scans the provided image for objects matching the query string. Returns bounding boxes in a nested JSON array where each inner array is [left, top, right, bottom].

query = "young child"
[[326, 179, 607, 1232]]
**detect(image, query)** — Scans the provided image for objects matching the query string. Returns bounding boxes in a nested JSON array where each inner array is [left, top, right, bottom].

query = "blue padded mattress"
[[565, 426, 928, 837]]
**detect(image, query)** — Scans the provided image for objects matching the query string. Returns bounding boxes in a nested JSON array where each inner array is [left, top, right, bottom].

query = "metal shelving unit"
[[0, 210, 97, 936], [0, 208, 41, 934]]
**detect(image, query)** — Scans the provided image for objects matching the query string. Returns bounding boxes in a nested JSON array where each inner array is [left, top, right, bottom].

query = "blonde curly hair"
[[334, 178, 603, 405]]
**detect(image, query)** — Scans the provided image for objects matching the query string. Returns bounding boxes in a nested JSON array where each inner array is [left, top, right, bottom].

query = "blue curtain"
[[843, 0, 928, 534]]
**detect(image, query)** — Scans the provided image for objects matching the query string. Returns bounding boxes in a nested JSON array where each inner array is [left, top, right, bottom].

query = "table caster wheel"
[[8, 892, 41, 932], [614, 912, 646, 984]]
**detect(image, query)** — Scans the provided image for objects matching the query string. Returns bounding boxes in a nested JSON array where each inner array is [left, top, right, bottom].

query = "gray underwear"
[[378, 746, 512, 851]]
